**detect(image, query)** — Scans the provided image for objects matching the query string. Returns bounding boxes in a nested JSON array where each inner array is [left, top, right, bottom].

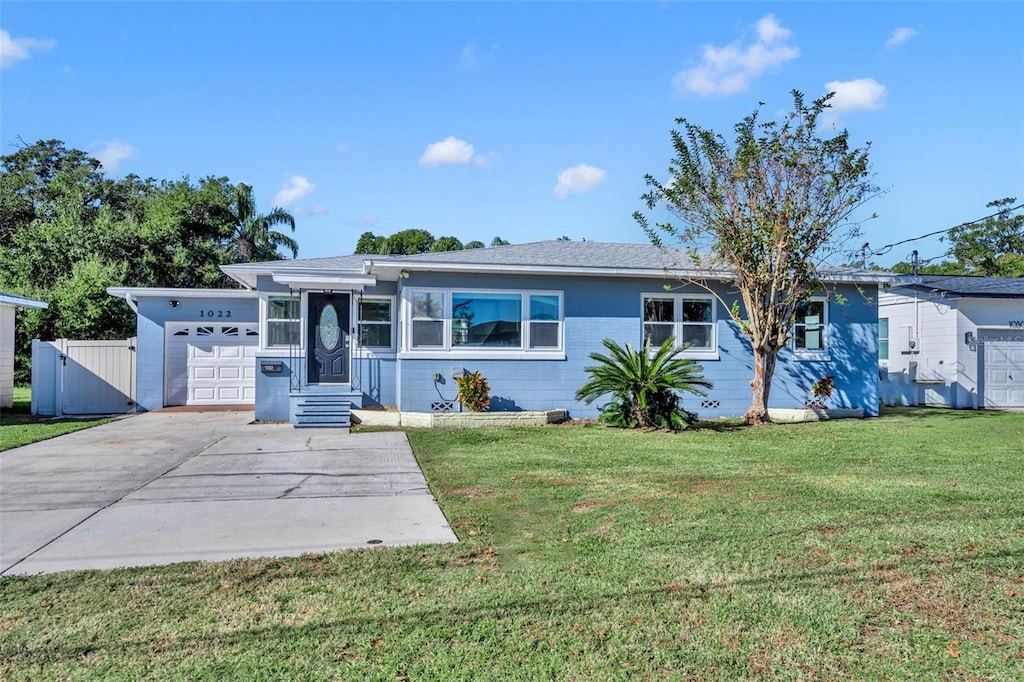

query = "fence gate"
[[32, 338, 136, 416]]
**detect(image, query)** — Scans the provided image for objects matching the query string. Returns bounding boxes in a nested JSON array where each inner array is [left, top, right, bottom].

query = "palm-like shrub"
[[575, 336, 713, 430]]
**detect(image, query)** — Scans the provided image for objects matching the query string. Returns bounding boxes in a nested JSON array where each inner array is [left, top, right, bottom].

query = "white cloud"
[[459, 42, 500, 71], [294, 205, 328, 218], [820, 78, 887, 127], [0, 29, 56, 69], [419, 136, 497, 169], [91, 141, 136, 172], [673, 14, 799, 97], [420, 136, 475, 166], [273, 175, 316, 206], [554, 164, 607, 198], [886, 27, 917, 48]]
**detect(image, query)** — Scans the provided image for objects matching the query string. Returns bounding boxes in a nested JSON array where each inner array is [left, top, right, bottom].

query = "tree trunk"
[[744, 346, 778, 425]]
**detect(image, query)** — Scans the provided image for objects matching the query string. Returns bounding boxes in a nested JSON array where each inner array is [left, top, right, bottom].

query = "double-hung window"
[[793, 298, 828, 356], [404, 288, 563, 355], [642, 293, 717, 357], [357, 297, 394, 351], [266, 296, 300, 348]]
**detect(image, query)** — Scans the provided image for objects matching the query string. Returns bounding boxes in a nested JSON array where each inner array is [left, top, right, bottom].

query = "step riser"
[[290, 392, 359, 428]]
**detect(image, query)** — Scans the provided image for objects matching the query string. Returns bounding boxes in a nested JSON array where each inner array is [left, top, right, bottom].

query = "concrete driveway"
[[0, 411, 457, 575]]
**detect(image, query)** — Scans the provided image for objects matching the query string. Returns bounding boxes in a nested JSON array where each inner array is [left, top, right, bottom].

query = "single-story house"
[[879, 275, 1024, 409], [0, 291, 48, 409], [107, 241, 899, 426]]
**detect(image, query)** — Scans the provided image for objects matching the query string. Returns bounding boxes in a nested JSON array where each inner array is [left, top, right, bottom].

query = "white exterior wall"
[[879, 289, 1024, 408], [0, 306, 14, 408]]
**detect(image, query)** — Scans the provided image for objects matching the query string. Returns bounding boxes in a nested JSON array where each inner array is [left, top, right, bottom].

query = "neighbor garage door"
[[980, 330, 1024, 408], [166, 324, 259, 406]]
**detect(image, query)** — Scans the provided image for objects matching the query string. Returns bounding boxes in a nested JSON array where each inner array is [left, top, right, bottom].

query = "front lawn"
[[0, 387, 115, 452], [1, 408, 1022, 679]]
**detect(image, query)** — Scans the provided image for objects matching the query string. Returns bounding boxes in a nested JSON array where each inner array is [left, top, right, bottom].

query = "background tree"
[[0, 140, 294, 383], [635, 91, 879, 425], [354, 230, 505, 255], [464, 240, 485, 249], [490, 236, 510, 247], [887, 199, 1023, 277], [430, 236, 464, 252], [222, 183, 297, 262]]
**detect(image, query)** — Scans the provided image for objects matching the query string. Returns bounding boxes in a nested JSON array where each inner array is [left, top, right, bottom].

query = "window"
[[404, 288, 563, 354], [357, 298, 394, 350], [642, 293, 717, 356], [793, 299, 827, 352], [878, 317, 889, 361], [411, 290, 445, 348], [452, 292, 521, 348], [267, 296, 300, 347], [529, 294, 561, 349]]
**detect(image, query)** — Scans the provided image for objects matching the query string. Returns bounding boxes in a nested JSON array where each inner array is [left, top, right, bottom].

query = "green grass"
[[0, 387, 115, 452], [2, 408, 1023, 679]]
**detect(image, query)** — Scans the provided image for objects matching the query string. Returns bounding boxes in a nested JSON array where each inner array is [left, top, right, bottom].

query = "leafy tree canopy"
[[354, 230, 509, 255], [635, 90, 880, 425], [0, 139, 300, 383]]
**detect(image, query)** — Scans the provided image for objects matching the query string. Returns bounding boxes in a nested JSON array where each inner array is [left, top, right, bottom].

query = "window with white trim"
[[357, 297, 394, 350], [793, 299, 827, 352], [878, 317, 889, 361], [642, 293, 716, 355], [266, 296, 300, 347], [404, 288, 563, 353]]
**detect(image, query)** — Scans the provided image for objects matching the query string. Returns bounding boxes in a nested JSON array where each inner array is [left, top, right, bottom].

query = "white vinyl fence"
[[32, 338, 137, 416]]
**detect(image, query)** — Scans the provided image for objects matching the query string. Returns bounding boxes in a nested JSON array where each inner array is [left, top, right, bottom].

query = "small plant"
[[575, 336, 712, 431], [456, 370, 491, 412], [806, 374, 835, 409]]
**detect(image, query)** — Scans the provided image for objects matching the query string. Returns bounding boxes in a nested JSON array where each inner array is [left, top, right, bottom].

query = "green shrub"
[[575, 336, 712, 430]]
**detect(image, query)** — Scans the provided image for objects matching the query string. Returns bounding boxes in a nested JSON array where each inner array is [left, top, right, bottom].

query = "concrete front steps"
[[290, 387, 363, 428]]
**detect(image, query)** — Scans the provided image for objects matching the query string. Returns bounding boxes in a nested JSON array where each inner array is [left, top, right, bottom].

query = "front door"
[[308, 293, 350, 384]]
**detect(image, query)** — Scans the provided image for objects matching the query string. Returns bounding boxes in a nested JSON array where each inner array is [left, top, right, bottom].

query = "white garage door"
[[980, 331, 1024, 408], [166, 324, 259, 406]]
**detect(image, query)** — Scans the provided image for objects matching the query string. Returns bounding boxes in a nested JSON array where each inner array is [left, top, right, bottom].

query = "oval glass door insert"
[[319, 303, 340, 350]]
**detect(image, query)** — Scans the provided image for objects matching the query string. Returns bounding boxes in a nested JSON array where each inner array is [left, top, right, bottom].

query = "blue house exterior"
[[108, 241, 896, 426]]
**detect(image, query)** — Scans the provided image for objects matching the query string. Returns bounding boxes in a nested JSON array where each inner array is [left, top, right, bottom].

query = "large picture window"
[[266, 296, 300, 347], [357, 298, 394, 350], [642, 293, 717, 356], [793, 299, 827, 352], [404, 288, 562, 355]]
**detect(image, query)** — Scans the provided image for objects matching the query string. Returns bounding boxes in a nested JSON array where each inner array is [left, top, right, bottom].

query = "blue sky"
[[3, 1, 1022, 267]]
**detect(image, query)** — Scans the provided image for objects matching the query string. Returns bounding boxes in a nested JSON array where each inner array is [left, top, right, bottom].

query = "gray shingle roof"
[[916, 275, 1024, 298], [387, 240, 699, 270]]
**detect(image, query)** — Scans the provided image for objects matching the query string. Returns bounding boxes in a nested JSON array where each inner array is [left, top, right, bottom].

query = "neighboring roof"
[[221, 240, 904, 289], [902, 275, 1024, 298], [0, 291, 48, 309]]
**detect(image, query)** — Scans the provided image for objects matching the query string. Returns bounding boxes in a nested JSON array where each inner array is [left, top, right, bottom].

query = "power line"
[[867, 202, 1024, 258]]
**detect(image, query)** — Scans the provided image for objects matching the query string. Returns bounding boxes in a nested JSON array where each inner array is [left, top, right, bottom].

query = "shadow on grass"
[[879, 406, 1012, 421]]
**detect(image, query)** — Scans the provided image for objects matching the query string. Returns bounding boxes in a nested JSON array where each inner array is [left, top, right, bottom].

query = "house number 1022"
[[199, 310, 232, 318]]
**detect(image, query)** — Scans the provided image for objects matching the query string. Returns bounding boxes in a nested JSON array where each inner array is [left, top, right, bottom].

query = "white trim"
[[353, 294, 397, 358], [401, 287, 564, 356], [260, 291, 307, 352], [792, 296, 829, 359], [107, 287, 256, 298], [271, 274, 376, 288], [641, 292, 719, 360]]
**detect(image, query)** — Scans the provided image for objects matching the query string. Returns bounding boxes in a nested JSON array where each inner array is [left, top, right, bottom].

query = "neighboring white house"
[[0, 291, 48, 409], [879, 276, 1024, 409]]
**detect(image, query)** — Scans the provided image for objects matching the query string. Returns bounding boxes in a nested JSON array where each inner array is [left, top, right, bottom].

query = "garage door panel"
[[166, 324, 258, 406], [980, 332, 1024, 408]]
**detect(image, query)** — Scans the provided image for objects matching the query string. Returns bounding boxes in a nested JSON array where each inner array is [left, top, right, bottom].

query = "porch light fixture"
[[964, 331, 974, 346], [169, 300, 180, 308], [400, 270, 410, 279]]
